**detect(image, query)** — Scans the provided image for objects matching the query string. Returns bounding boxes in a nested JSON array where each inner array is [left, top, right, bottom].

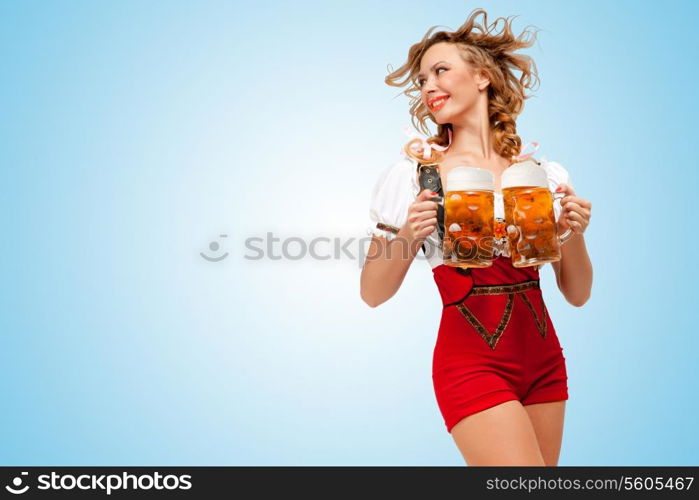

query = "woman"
[[360, 9, 593, 465]]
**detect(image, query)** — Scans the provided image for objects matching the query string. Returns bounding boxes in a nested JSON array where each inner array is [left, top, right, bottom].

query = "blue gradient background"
[[1, 0, 697, 465]]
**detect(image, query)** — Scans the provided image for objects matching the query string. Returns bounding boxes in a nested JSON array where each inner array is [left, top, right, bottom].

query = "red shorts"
[[431, 256, 569, 434]]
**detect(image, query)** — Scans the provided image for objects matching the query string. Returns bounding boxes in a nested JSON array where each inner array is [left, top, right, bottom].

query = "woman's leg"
[[450, 400, 545, 465], [523, 400, 566, 466]]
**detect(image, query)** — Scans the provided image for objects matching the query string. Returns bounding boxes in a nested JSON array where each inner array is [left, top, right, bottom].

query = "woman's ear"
[[474, 69, 490, 91]]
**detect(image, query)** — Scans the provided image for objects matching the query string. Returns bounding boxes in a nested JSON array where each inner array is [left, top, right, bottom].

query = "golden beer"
[[501, 160, 572, 268], [442, 167, 496, 268]]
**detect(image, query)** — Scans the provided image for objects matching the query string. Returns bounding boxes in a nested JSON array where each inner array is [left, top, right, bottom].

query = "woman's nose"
[[423, 81, 442, 97]]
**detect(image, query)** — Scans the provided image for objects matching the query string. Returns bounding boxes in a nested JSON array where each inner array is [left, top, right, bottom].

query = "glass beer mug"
[[441, 167, 496, 268], [501, 160, 573, 268]]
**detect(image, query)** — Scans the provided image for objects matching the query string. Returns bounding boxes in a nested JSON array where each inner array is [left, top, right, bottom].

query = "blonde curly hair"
[[386, 8, 541, 164]]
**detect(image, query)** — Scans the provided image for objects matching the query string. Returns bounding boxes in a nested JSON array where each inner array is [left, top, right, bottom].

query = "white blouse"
[[366, 153, 576, 269]]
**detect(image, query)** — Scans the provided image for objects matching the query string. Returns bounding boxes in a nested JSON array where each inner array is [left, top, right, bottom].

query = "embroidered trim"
[[456, 294, 514, 350], [469, 280, 539, 296], [375, 222, 400, 235], [519, 292, 548, 339], [453, 280, 548, 349]]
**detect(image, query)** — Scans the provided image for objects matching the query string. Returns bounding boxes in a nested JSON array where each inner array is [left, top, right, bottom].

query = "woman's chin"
[[433, 116, 450, 125]]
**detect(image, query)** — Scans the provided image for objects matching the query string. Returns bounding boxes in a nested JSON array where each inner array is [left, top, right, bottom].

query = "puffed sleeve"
[[366, 156, 417, 240], [540, 157, 575, 222]]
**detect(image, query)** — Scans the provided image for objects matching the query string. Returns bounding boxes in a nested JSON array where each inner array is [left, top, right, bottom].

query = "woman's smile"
[[428, 95, 450, 112]]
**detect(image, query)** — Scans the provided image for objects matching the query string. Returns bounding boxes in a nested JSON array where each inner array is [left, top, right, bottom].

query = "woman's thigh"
[[450, 400, 545, 466], [523, 400, 566, 466]]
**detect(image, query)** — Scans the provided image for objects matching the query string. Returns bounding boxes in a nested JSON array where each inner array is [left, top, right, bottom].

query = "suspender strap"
[[416, 162, 445, 253]]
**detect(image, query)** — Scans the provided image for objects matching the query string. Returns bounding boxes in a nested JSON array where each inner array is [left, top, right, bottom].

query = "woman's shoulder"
[[538, 156, 574, 189], [366, 153, 420, 237], [379, 152, 418, 178], [372, 153, 419, 192]]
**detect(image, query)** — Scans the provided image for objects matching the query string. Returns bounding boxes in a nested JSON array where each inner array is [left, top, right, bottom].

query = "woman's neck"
[[446, 94, 502, 160]]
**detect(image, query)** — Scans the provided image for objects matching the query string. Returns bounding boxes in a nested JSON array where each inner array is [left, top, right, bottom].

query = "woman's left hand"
[[555, 184, 591, 235]]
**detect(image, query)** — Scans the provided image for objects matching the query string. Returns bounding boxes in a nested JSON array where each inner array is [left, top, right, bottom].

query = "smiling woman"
[[362, 7, 593, 466], [385, 8, 541, 164]]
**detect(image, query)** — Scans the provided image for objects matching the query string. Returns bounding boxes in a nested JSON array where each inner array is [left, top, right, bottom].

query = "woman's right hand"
[[404, 189, 439, 242]]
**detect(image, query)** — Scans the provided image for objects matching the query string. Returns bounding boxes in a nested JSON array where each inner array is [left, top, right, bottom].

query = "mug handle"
[[552, 191, 573, 245], [429, 195, 446, 241]]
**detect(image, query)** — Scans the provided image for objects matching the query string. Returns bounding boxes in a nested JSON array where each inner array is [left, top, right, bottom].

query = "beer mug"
[[440, 167, 496, 268], [501, 160, 573, 268]]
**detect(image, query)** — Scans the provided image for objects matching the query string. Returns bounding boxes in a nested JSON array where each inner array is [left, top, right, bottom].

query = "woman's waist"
[[432, 257, 541, 306], [434, 256, 539, 283], [468, 279, 540, 296]]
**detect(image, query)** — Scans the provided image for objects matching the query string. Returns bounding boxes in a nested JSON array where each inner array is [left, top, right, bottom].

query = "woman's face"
[[417, 42, 489, 124]]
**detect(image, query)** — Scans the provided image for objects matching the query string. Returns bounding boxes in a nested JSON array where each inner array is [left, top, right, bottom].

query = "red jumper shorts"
[[431, 255, 569, 434]]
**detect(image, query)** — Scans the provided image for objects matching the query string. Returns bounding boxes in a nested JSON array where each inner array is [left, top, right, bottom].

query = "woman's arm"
[[550, 183, 593, 307], [360, 229, 424, 307], [360, 188, 438, 307]]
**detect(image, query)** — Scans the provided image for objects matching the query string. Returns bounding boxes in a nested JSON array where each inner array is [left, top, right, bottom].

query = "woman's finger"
[[408, 206, 437, 222], [417, 217, 437, 227], [563, 201, 586, 215], [566, 210, 587, 225], [416, 218, 437, 234], [411, 200, 440, 213], [561, 195, 591, 209], [414, 210, 438, 222], [555, 184, 573, 195]]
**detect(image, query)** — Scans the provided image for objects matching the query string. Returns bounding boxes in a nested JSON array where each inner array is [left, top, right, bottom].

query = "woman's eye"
[[418, 67, 447, 87]]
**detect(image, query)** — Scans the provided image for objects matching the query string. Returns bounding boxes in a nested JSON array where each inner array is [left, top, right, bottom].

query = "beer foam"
[[446, 166, 494, 191], [501, 159, 547, 189]]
